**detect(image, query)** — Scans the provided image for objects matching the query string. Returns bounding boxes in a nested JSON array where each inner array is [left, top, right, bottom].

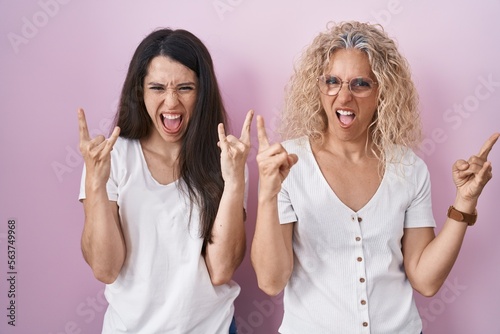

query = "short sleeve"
[[404, 158, 436, 228], [278, 184, 297, 225]]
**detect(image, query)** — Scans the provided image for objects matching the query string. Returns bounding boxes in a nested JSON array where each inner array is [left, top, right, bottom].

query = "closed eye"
[[351, 78, 372, 88], [149, 85, 165, 91], [178, 85, 195, 92], [325, 76, 340, 85]]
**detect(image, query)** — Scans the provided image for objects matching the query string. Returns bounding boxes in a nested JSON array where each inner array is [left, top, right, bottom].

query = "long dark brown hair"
[[113, 28, 228, 253]]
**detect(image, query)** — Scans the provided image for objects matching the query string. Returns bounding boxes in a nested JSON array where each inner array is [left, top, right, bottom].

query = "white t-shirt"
[[79, 137, 242, 334], [278, 137, 436, 334]]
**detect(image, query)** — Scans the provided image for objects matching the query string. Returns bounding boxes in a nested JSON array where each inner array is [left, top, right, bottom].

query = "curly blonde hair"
[[281, 21, 421, 165]]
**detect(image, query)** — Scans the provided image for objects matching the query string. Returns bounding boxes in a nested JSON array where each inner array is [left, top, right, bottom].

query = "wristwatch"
[[447, 206, 477, 226]]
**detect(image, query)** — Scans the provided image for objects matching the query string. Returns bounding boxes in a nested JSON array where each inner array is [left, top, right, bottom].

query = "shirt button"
[[360, 278, 366, 283], [357, 257, 363, 262], [361, 300, 367, 305], [355, 237, 361, 241], [363, 322, 368, 327], [358, 217, 363, 223]]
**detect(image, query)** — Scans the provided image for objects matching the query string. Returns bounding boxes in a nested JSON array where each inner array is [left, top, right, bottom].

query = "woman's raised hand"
[[256, 115, 298, 199], [217, 110, 254, 185], [78, 108, 120, 187], [453, 132, 499, 204]]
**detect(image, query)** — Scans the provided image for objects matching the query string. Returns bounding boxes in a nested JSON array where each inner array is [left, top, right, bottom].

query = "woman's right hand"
[[78, 108, 120, 188], [256, 115, 298, 199]]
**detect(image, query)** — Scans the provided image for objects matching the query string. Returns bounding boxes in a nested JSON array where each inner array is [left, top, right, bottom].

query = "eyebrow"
[[324, 74, 371, 78], [146, 81, 196, 86]]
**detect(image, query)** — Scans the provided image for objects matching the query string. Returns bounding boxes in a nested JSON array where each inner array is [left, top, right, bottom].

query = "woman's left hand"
[[453, 133, 499, 203], [218, 110, 254, 184]]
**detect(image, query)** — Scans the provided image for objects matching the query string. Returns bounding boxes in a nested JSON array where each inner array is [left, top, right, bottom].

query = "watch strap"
[[447, 206, 477, 226]]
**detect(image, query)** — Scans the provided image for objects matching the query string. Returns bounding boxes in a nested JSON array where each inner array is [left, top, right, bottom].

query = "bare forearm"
[[410, 196, 474, 295], [81, 186, 125, 284], [253, 114, 298, 295], [204, 182, 246, 285], [410, 133, 498, 295], [414, 222, 466, 295], [251, 196, 293, 296]]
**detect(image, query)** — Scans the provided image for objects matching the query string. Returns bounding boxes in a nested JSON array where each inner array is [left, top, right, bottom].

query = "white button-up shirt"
[[278, 137, 435, 334]]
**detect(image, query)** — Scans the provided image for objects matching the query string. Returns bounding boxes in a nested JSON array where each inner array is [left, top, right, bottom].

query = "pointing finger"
[[239, 109, 254, 144], [478, 133, 500, 160], [257, 115, 270, 151], [78, 108, 91, 143]]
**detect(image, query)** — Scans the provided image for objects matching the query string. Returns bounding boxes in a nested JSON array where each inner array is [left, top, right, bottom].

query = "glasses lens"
[[349, 78, 374, 97], [318, 75, 341, 96], [318, 76, 376, 97]]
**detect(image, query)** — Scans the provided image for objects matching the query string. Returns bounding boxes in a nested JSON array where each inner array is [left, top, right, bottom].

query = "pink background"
[[1, 1, 499, 333]]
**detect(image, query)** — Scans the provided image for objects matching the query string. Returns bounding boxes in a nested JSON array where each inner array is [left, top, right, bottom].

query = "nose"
[[336, 81, 353, 103], [164, 89, 179, 108]]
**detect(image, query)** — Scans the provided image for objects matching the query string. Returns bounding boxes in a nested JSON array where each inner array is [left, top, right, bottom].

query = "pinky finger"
[[218, 123, 228, 151], [103, 126, 121, 154]]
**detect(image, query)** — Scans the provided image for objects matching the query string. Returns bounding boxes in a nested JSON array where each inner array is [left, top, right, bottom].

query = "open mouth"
[[161, 113, 182, 133], [336, 110, 355, 126]]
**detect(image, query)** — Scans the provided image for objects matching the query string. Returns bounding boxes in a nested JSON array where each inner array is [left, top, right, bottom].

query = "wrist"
[[453, 195, 477, 215], [85, 178, 107, 194], [258, 192, 278, 205], [223, 178, 245, 192], [447, 205, 477, 226]]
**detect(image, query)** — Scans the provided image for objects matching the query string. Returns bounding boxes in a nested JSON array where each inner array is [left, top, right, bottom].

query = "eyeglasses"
[[317, 75, 378, 97]]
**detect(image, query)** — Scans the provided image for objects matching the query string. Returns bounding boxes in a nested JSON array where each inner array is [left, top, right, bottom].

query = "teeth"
[[162, 114, 181, 119], [337, 110, 353, 115]]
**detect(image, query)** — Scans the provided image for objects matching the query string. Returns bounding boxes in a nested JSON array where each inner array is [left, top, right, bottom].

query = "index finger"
[[78, 108, 90, 142], [257, 115, 270, 151], [217, 123, 228, 151], [239, 109, 254, 144], [478, 132, 500, 160]]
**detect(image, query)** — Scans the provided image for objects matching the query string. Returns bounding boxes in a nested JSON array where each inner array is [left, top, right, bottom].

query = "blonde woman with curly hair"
[[251, 21, 498, 333]]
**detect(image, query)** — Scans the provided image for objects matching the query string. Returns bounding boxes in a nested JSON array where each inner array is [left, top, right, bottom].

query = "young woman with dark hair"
[[78, 28, 252, 333]]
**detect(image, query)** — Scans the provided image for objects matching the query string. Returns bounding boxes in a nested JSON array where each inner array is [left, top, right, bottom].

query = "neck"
[[315, 131, 377, 162], [140, 132, 182, 164]]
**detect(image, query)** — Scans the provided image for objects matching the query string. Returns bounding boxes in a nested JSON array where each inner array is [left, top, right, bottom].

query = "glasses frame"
[[317, 75, 378, 98]]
